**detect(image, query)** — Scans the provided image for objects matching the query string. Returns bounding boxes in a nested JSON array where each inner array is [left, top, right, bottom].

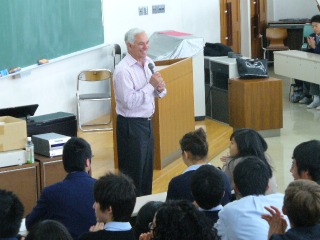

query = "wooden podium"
[[112, 58, 195, 169], [228, 77, 283, 135]]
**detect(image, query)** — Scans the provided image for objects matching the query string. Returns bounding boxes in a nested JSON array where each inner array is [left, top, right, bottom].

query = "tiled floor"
[[210, 67, 320, 193]]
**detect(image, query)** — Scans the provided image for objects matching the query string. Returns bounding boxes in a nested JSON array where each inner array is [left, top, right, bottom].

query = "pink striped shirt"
[[113, 53, 167, 118]]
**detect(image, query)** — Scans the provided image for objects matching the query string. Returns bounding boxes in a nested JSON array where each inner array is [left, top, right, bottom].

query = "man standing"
[[26, 137, 96, 239], [113, 28, 167, 196]]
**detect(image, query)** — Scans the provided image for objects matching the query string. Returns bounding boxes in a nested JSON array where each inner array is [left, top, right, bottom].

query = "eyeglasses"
[[148, 222, 155, 231]]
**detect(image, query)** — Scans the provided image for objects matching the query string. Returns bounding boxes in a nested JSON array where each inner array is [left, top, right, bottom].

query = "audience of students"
[[0, 189, 24, 240], [220, 128, 278, 197], [215, 157, 289, 240], [26, 137, 96, 240], [262, 180, 320, 239], [134, 201, 163, 240], [166, 128, 232, 205], [139, 200, 220, 240], [290, 140, 320, 183], [191, 164, 225, 225], [25, 220, 73, 240], [79, 172, 136, 240]]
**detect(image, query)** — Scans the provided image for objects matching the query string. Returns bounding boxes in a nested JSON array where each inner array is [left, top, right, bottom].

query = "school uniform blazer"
[[26, 171, 96, 240], [166, 168, 232, 206]]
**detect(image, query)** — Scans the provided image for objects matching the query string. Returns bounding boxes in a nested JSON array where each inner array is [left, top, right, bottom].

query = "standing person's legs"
[[307, 84, 320, 109], [117, 116, 153, 196]]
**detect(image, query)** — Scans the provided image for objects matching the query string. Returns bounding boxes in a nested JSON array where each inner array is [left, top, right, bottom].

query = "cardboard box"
[[0, 116, 27, 152]]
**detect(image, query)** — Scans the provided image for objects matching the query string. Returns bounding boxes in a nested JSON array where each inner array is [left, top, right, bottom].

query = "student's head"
[[311, 15, 320, 35], [229, 128, 267, 158], [179, 128, 208, 164], [152, 200, 217, 240], [62, 137, 92, 173], [233, 156, 270, 197], [25, 220, 73, 240], [229, 128, 272, 177], [124, 28, 149, 60], [283, 179, 320, 228], [291, 140, 320, 183], [191, 165, 225, 209], [93, 172, 136, 223], [0, 189, 24, 238], [134, 201, 163, 239]]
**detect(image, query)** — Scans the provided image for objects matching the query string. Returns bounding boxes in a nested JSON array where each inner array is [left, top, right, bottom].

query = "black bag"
[[236, 58, 269, 79], [204, 43, 233, 56]]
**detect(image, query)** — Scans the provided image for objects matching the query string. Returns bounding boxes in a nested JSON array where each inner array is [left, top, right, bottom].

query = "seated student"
[[262, 179, 320, 239], [220, 128, 278, 197], [0, 189, 24, 240], [290, 140, 320, 183], [26, 137, 96, 240], [134, 201, 163, 240], [79, 172, 136, 240], [25, 220, 73, 240], [214, 157, 289, 240], [166, 128, 232, 205], [191, 164, 225, 225], [139, 200, 220, 240]]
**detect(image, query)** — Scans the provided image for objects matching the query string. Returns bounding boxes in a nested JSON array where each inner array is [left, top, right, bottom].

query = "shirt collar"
[[104, 221, 132, 231], [183, 163, 210, 173], [199, 204, 223, 212]]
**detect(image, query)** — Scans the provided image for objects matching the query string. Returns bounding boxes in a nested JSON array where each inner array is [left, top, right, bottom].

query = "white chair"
[[76, 69, 113, 131]]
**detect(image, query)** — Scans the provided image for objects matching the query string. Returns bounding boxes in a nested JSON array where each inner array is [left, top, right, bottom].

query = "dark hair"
[[25, 220, 72, 240], [0, 189, 24, 238], [153, 200, 219, 240], [94, 172, 136, 221], [229, 128, 272, 177], [62, 137, 92, 173], [191, 165, 225, 209], [284, 180, 320, 227], [233, 157, 270, 197], [292, 140, 320, 183], [311, 15, 320, 24], [179, 128, 208, 161], [134, 201, 163, 239]]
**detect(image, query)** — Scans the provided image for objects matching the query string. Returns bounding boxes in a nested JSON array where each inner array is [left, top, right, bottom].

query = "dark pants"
[[116, 115, 154, 196]]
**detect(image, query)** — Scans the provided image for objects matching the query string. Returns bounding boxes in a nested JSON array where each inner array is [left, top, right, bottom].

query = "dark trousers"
[[116, 115, 154, 196]]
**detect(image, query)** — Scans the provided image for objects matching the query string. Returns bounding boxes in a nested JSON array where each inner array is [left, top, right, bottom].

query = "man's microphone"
[[148, 63, 155, 74]]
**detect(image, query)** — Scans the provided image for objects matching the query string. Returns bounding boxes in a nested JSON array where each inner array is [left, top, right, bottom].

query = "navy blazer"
[[26, 171, 96, 240], [307, 33, 320, 54], [166, 168, 232, 206]]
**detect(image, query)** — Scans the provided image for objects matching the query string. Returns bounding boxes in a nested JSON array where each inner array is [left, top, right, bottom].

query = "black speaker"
[[27, 112, 77, 137]]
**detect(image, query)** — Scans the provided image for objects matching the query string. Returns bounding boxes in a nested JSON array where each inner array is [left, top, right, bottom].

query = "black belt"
[[118, 115, 152, 121]]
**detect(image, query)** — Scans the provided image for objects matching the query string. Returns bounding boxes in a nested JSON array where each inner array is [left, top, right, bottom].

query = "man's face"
[[312, 22, 320, 35], [290, 159, 300, 180], [93, 201, 107, 223], [128, 32, 149, 61]]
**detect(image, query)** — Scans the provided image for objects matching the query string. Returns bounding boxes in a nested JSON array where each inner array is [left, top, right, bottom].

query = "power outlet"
[[138, 6, 148, 16], [152, 4, 165, 14]]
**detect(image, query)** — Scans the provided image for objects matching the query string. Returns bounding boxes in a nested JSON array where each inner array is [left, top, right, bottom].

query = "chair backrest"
[[78, 69, 112, 82], [266, 28, 288, 47]]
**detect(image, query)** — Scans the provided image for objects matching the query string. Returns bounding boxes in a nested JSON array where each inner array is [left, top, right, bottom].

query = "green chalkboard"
[[0, 0, 104, 70]]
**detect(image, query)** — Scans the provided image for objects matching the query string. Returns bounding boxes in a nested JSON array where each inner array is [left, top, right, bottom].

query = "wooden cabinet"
[[35, 154, 67, 191], [229, 77, 283, 134], [0, 163, 40, 217]]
